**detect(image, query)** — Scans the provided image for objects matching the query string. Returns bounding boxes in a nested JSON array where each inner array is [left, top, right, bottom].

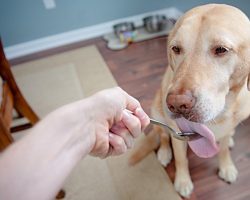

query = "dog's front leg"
[[172, 137, 193, 198], [218, 133, 238, 183], [157, 128, 172, 167]]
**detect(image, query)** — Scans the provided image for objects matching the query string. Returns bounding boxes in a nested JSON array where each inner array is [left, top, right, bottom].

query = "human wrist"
[[32, 98, 96, 158]]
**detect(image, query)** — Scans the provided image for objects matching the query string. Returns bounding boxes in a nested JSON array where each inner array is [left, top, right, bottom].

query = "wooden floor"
[[10, 36, 250, 200]]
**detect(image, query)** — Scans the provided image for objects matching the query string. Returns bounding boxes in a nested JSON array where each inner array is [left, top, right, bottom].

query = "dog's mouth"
[[165, 90, 222, 158], [175, 117, 219, 158], [169, 112, 205, 123]]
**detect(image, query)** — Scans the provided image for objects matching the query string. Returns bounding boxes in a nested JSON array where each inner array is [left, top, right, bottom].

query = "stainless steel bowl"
[[143, 15, 168, 33], [113, 22, 135, 37]]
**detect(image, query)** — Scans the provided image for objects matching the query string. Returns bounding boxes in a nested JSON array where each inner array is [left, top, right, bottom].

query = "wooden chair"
[[0, 40, 65, 199]]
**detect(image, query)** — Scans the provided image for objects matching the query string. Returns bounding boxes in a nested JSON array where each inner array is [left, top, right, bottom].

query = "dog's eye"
[[214, 46, 228, 56], [171, 46, 181, 54]]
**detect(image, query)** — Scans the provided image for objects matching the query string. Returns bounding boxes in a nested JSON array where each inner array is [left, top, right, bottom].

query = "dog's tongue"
[[175, 118, 219, 158]]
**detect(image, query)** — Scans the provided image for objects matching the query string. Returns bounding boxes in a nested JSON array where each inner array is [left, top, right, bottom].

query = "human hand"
[[0, 87, 149, 200], [86, 87, 150, 158]]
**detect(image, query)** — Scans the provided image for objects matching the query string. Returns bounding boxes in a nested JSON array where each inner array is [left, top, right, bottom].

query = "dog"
[[129, 4, 250, 198]]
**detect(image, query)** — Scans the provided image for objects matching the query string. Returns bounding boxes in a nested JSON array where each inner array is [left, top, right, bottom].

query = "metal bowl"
[[113, 22, 137, 43], [143, 15, 168, 33], [113, 22, 135, 37]]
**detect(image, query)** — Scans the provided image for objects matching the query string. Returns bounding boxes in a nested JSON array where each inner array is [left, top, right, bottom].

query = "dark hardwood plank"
[[97, 37, 168, 114]]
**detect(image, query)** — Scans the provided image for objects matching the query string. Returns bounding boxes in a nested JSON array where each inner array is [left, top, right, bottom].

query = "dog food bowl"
[[143, 15, 169, 33], [113, 22, 137, 43]]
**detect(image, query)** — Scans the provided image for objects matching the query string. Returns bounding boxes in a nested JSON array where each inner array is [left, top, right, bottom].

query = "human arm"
[[0, 87, 150, 200]]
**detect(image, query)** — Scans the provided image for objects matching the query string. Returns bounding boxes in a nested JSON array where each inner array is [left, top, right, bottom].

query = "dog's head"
[[165, 4, 250, 123]]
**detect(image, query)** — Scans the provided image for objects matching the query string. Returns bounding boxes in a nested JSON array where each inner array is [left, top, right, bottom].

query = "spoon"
[[150, 118, 202, 141]]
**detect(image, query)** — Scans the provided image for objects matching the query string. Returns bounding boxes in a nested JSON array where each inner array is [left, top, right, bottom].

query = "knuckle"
[[115, 138, 127, 154], [116, 137, 125, 147], [116, 86, 122, 91], [134, 99, 140, 107], [115, 86, 123, 94]]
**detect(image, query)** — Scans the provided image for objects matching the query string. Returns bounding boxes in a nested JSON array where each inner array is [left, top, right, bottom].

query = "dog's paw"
[[174, 176, 194, 198], [218, 164, 238, 183], [157, 146, 172, 167], [229, 137, 235, 149]]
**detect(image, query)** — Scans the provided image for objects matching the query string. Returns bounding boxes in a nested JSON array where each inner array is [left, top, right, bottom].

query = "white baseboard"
[[4, 7, 182, 59]]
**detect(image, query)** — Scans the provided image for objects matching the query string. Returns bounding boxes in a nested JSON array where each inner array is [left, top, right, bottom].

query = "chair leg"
[[56, 189, 66, 199], [13, 108, 23, 119], [0, 116, 13, 151], [14, 93, 39, 125]]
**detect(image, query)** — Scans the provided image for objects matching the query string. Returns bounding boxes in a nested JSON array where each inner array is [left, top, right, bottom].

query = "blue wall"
[[1, 0, 250, 47]]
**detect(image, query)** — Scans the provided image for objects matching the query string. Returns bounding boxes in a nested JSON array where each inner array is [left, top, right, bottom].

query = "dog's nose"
[[166, 91, 195, 114]]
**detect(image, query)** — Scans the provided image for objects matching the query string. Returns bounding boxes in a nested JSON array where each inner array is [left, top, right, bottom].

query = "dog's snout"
[[166, 91, 195, 114]]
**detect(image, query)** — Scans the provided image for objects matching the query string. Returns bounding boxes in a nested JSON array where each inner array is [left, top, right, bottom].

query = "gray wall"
[[1, 0, 250, 47]]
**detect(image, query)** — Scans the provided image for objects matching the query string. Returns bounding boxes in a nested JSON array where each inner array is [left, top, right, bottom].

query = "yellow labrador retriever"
[[130, 4, 250, 198]]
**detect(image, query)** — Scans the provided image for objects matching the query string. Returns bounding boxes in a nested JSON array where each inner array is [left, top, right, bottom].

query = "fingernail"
[[122, 110, 130, 121]]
